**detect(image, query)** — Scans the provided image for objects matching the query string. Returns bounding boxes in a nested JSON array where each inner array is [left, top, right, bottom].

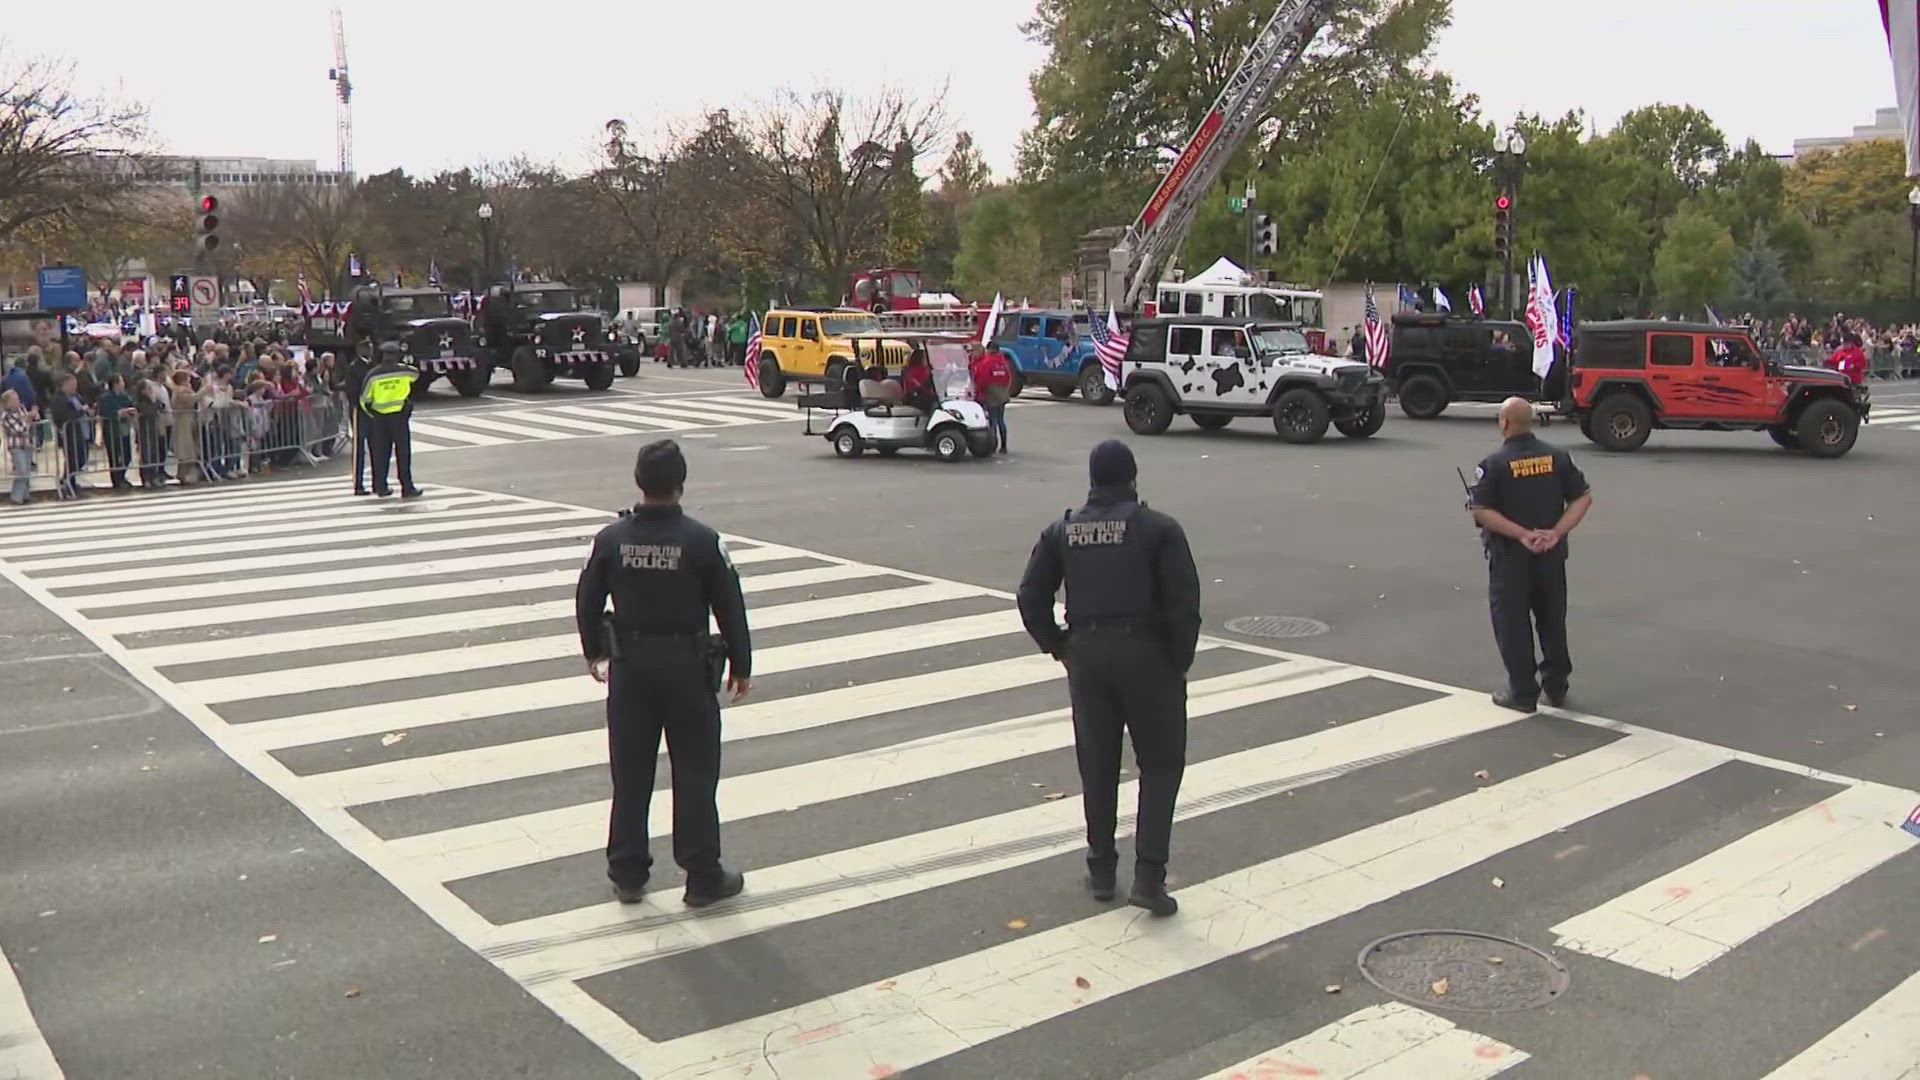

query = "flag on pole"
[[1468, 283, 1485, 317], [1559, 286, 1576, 348], [1902, 800, 1920, 839], [1088, 304, 1128, 390], [1362, 284, 1390, 369], [1524, 255, 1559, 379], [980, 293, 1004, 347], [1882, 0, 1920, 177], [296, 273, 311, 309], [428, 259, 443, 288], [1704, 303, 1724, 327], [1433, 285, 1453, 312], [743, 313, 763, 391], [1397, 284, 1419, 310]]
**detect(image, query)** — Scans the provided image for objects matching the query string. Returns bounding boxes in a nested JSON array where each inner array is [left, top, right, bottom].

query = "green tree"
[[1598, 104, 1729, 302], [1730, 220, 1790, 310], [1652, 206, 1735, 311], [1786, 139, 1911, 229], [937, 131, 991, 196], [950, 186, 1067, 300]]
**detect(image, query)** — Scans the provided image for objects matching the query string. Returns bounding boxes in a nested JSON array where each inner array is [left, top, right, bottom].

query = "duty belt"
[[1070, 616, 1163, 633]]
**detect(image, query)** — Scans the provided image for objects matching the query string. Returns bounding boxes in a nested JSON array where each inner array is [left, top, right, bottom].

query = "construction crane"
[[327, 7, 353, 178], [1104, 0, 1335, 310]]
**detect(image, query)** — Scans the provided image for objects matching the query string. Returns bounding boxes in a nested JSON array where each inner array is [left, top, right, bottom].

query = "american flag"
[[1363, 284, 1389, 368], [296, 273, 311, 308], [1088, 305, 1127, 390], [743, 313, 763, 391], [1559, 286, 1577, 347], [1468, 283, 1485, 317], [1903, 800, 1920, 840]]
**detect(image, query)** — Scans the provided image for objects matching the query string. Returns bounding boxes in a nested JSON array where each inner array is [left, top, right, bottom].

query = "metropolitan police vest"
[[361, 367, 417, 415], [1057, 501, 1157, 622]]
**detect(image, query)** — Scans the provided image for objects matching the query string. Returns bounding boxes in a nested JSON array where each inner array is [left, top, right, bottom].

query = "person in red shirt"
[[900, 350, 935, 413], [1830, 334, 1868, 385], [968, 342, 1015, 453]]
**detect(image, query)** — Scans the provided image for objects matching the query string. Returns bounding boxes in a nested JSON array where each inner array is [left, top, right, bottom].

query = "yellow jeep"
[[753, 307, 910, 398]]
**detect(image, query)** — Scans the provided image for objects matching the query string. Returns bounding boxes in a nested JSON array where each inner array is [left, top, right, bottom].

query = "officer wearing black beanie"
[[1016, 438, 1201, 917], [575, 439, 753, 907]]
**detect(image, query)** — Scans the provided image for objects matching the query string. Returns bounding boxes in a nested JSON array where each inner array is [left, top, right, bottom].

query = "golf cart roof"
[[842, 330, 978, 343]]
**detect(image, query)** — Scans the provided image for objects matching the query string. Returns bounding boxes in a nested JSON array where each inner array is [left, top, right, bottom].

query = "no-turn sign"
[[189, 275, 218, 322]]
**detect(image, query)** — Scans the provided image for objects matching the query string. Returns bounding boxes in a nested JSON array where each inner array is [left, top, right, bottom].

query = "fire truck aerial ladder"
[[1106, 0, 1335, 310]]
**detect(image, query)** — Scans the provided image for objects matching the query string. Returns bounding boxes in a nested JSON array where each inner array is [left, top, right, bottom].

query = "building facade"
[[1793, 107, 1903, 158]]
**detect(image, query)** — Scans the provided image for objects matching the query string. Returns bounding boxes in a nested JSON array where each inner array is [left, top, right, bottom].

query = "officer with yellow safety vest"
[[359, 341, 424, 499]]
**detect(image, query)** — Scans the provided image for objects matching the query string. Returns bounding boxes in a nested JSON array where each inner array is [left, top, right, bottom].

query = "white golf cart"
[[800, 331, 999, 461]]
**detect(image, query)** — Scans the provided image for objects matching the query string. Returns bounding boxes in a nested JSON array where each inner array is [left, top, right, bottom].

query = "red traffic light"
[[1494, 193, 1512, 211], [199, 195, 219, 213]]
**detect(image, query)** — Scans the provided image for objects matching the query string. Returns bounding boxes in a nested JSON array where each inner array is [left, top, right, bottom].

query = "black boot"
[[684, 869, 745, 908], [1129, 864, 1178, 917], [1492, 690, 1537, 713], [1085, 857, 1117, 902], [612, 879, 647, 905]]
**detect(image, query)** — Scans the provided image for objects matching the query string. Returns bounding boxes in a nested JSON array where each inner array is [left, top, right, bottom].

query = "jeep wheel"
[[1397, 375, 1448, 419], [1271, 388, 1331, 444], [510, 346, 544, 393], [1766, 424, 1800, 450], [1079, 364, 1115, 406], [1577, 412, 1595, 441], [617, 351, 641, 377], [1191, 413, 1232, 430], [1590, 393, 1652, 452], [1007, 372, 1025, 399], [582, 362, 616, 391], [1123, 383, 1174, 435], [1049, 384, 1074, 399], [449, 366, 489, 398], [1335, 401, 1387, 439], [932, 428, 968, 461], [831, 427, 864, 458], [1795, 399, 1858, 458], [757, 354, 786, 399]]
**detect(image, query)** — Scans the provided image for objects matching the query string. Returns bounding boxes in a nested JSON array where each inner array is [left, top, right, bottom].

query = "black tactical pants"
[[351, 410, 369, 492], [1065, 627, 1187, 884], [605, 641, 724, 889], [363, 411, 414, 495], [1488, 545, 1571, 704]]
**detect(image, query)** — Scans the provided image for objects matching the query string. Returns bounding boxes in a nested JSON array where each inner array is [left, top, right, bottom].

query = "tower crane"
[[327, 7, 353, 179], [1102, 0, 1334, 310]]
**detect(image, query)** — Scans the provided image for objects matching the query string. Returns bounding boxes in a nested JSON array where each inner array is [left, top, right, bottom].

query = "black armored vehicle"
[[473, 281, 616, 392]]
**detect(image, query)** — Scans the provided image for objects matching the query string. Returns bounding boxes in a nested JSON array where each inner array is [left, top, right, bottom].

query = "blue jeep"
[[990, 309, 1115, 405]]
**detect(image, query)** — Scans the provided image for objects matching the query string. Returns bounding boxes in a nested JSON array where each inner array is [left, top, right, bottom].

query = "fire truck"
[[850, 268, 924, 313]]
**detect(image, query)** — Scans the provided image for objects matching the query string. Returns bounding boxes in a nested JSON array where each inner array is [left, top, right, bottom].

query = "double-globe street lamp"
[[477, 202, 495, 288], [1493, 129, 1528, 318]]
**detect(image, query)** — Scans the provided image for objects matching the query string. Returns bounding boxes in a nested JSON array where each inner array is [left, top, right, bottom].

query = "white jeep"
[[1119, 317, 1388, 443]]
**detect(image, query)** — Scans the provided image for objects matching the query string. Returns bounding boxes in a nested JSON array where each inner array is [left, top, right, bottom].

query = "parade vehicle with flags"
[[1115, 316, 1385, 443], [1564, 320, 1870, 457], [1147, 259, 1328, 354], [298, 284, 490, 398], [797, 331, 998, 461], [471, 281, 616, 393], [1383, 313, 1559, 419], [987, 308, 1111, 402]]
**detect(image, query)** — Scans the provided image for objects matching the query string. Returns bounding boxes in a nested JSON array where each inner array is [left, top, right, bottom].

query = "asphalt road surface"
[[3, 361, 1916, 1079]]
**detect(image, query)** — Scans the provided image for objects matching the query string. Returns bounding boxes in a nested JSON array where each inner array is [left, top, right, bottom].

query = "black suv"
[[1383, 313, 1563, 418]]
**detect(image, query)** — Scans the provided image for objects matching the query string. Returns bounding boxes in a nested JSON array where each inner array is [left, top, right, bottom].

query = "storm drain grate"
[[1223, 615, 1329, 640], [1358, 930, 1569, 1014]]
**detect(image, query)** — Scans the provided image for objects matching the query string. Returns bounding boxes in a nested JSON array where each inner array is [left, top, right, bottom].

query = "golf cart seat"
[[858, 378, 921, 416]]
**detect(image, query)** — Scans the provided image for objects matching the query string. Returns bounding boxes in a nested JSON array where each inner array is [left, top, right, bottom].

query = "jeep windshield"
[[384, 295, 452, 319], [513, 289, 575, 313], [822, 314, 880, 337], [1251, 328, 1310, 357]]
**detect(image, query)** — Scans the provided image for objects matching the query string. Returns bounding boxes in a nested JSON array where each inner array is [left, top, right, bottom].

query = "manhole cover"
[[1357, 930, 1568, 1014], [1223, 615, 1328, 639]]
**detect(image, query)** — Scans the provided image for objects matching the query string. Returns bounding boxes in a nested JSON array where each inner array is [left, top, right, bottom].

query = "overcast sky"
[[3, 0, 1894, 180]]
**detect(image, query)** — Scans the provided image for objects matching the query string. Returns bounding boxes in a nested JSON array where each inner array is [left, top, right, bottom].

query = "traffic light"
[[1254, 212, 1277, 257], [1492, 193, 1512, 260], [196, 195, 220, 251]]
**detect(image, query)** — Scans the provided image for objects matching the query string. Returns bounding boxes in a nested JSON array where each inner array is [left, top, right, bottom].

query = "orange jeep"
[[1564, 320, 1870, 458]]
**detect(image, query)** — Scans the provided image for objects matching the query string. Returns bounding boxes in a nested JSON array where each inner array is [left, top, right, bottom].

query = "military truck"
[[472, 281, 616, 392], [299, 284, 489, 398]]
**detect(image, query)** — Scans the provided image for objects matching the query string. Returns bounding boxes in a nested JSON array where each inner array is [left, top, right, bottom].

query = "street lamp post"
[[1493, 129, 1528, 318], [477, 202, 495, 287], [1907, 186, 1919, 305]]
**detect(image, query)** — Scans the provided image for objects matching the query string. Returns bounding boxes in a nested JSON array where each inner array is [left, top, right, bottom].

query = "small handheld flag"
[[743, 314, 763, 391]]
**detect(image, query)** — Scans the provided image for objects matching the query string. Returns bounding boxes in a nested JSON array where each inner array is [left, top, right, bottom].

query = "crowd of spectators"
[[2, 329, 348, 505]]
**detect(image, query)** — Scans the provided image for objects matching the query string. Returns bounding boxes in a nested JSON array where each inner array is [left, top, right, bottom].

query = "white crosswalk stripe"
[[0, 483, 1914, 1080], [406, 393, 799, 451]]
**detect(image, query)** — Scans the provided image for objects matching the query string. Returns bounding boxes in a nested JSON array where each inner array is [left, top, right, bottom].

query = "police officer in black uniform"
[[342, 343, 375, 496], [576, 440, 753, 907], [1467, 397, 1594, 712], [1017, 440, 1201, 917]]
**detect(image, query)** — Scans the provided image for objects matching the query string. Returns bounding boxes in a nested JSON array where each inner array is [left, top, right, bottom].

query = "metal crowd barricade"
[[4, 395, 345, 503]]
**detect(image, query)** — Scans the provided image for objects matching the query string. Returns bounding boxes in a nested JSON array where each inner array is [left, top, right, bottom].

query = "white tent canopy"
[[1184, 258, 1251, 286]]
